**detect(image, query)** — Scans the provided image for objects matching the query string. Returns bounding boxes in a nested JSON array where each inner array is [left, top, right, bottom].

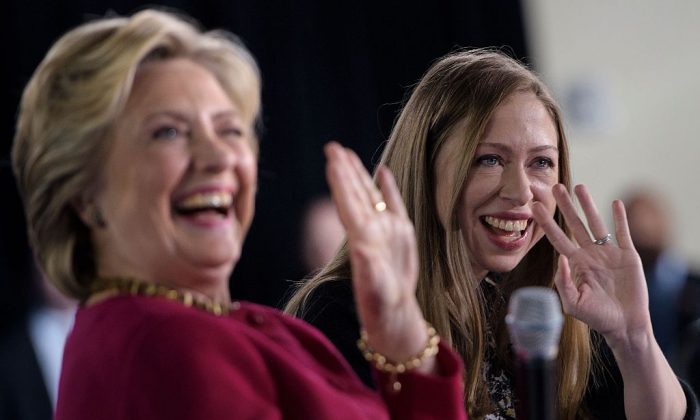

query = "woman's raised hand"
[[533, 185, 687, 418], [324, 142, 431, 366], [532, 184, 652, 349]]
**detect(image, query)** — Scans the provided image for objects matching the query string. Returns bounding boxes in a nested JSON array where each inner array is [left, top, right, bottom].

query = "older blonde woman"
[[12, 10, 466, 420], [286, 50, 697, 419]]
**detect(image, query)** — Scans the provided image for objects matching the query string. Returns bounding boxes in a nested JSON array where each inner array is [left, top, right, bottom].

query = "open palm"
[[533, 184, 652, 345], [324, 142, 425, 361]]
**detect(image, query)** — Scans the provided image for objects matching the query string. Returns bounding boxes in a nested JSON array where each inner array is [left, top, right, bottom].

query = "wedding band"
[[374, 201, 387, 212], [593, 233, 612, 245]]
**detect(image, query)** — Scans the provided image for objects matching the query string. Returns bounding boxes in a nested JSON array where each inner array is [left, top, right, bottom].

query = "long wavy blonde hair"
[[286, 49, 593, 419]]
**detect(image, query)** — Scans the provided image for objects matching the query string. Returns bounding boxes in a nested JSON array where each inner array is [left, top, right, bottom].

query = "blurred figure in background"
[[624, 188, 700, 369], [0, 260, 76, 420], [300, 196, 345, 275]]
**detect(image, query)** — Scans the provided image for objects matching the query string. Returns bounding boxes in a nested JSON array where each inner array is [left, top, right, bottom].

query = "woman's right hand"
[[323, 142, 434, 371]]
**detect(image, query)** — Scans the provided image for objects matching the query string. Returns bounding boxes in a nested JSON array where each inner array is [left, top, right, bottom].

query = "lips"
[[173, 191, 233, 218], [482, 215, 529, 237], [479, 215, 532, 249]]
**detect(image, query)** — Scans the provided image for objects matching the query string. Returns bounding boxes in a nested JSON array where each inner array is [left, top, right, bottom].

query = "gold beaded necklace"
[[90, 277, 238, 316]]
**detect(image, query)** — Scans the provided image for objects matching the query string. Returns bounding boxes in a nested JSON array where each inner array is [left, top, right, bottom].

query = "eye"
[[220, 126, 244, 139], [152, 126, 183, 140], [475, 154, 501, 167], [532, 157, 555, 169]]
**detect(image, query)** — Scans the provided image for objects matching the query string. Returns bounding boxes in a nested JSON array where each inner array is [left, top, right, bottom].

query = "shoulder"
[[60, 297, 283, 418], [124, 300, 287, 412], [77, 296, 270, 369], [301, 278, 355, 323], [309, 277, 353, 298], [290, 278, 375, 386]]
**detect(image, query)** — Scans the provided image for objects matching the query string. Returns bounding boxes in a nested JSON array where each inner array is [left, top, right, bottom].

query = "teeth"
[[177, 192, 232, 210], [483, 216, 528, 232]]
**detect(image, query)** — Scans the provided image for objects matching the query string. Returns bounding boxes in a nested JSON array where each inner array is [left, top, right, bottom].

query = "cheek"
[[531, 170, 558, 206], [455, 184, 481, 234], [447, 175, 486, 233], [239, 149, 257, 185], [133, 168, 180, 210], [231, 146, 258, 233], [434, 182, 451, 229], [434, 169, 464, 231], [116, 157, 187, 219], [462, 173, 498, 208]]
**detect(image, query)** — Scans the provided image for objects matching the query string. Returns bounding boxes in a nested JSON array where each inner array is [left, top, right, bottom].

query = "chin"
[[201, 252, 239, 270], [179, 248, 238, 276], [192, 236, 240, 259], [482, 255, 527, 275], [187, 260, 236, 283]]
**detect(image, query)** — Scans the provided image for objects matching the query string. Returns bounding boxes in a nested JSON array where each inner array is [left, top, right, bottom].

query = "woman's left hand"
[[533, 185, 687, 419], [532, 184, 652, 348]]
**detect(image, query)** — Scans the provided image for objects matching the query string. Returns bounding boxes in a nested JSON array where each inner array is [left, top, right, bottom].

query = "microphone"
[[506, 287, 563, 420]]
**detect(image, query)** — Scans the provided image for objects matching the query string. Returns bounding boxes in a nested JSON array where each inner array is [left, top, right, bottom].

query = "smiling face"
[[88, 58, 257, 299], [435, 91, 559, 279]]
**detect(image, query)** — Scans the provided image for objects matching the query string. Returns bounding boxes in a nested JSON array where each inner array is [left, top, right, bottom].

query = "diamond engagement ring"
[[593, 233, 612, 245]]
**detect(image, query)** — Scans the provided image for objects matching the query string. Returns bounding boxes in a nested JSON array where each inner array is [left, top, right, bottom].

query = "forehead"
[[478, 91, 558, 150], [126, 58, 236, 112]]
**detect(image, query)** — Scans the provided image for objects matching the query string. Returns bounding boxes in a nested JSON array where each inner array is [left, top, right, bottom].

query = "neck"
[[475, 269, 489, 281], [89, 276, 236, 316]]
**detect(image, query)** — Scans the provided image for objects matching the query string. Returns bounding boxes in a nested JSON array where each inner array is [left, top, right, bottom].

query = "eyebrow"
[[478, 142, 559, 153], [144, 109, 240, 123], [211, 110, 241, 120]]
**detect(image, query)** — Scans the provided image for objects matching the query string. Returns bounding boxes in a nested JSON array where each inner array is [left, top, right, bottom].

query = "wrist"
[[358, 320, 440, 391], [361, 301, 428, 361], [604, 325, 656, 358]]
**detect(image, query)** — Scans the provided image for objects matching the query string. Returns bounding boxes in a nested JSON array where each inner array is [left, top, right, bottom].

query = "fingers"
[[347, 148, 384, 212], [552, 184, 595, 246], [533, 183, 616, 256], [554, 183, 620, 248], [376, 166, 408, 218], [612, 199, 635, 250], [574, 184, 611, 245], [553, 254, 578, 314], [324, 142, 365, 229], [325, 142, 406, 233], [532, 201, 578, 256]]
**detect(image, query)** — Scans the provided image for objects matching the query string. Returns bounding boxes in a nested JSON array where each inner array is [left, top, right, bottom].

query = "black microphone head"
[[506, 286, 563, 360]]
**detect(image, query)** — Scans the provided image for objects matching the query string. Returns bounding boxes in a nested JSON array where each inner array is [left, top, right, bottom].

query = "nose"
[[499, 165, 534, 206], [191, 127, 236, 173]]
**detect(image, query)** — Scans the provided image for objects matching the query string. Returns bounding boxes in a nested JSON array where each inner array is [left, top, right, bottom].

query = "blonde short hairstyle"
[[12, 9, 262, 300]]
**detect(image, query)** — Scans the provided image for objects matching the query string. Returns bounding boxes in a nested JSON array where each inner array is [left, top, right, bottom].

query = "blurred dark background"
[[0, 0, 528, 335]]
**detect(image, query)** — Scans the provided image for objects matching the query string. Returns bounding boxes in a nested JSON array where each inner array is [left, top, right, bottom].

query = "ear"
[[72, 196, 91, 226], [72, 196, 107, 229]]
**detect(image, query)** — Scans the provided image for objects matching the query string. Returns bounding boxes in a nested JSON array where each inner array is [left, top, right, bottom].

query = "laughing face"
[[87, 58, 257, 299], [434, 91, 559, 279]]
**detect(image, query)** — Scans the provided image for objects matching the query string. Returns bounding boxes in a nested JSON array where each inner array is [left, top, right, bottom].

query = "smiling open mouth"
[[173, 192, 233, 217], [481, 216, 530, 241]]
